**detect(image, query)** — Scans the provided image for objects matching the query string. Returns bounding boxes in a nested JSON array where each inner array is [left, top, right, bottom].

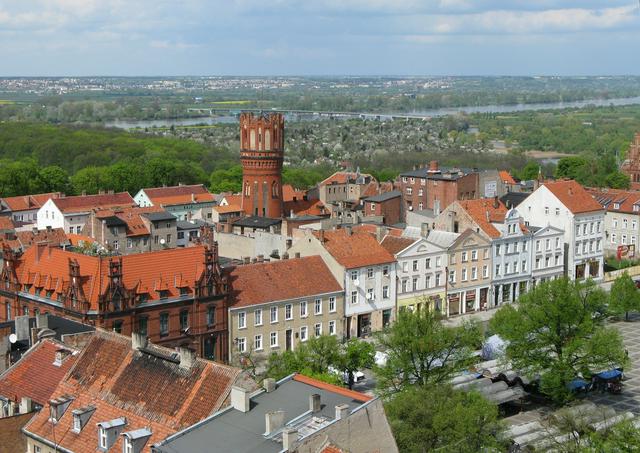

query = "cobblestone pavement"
[[586, 315, 640, 414]]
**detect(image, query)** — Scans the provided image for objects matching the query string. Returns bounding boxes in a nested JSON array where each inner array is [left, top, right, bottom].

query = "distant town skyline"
[[0, 1, 639, 76]]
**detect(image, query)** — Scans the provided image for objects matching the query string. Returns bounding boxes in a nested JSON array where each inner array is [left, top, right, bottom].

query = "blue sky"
[[1, 0, 639, 76]]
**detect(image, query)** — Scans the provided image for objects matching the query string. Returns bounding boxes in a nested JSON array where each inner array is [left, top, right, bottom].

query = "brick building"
[[0, 237, 230, 361], [621, 133, 640, 184], [239, 112, 285, 218], [363, 191, 402, 226], [398, 161, 479, 214]]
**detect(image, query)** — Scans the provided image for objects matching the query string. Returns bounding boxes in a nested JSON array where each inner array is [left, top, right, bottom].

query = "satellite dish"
[[366, 293, 373, 300], [160, 238, 166, 245], [9, 334, 17, 344], [353, 279, 360, 287]]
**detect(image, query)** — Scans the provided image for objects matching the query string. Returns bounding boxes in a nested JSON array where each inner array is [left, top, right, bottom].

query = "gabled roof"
[[228, 256, 342, 308], [380, 235, 416, 255], [284, 199, 327, 217], [282, 184, 306, 202], [0, 339, 78, 406], [142, 184, 215, 206], [316, 229, 396, 269], [1, 192, 62, 212], [499, 170, 517, 185], [586, 187, 640, 215], [23, 330, 251, 453], [458, 198, 508, 239], [451, 228, 491, 249], [13, 245, 210, 309], [0, 216, 15, 231], [51, 192, 135, 214], [543, 180, 603, 214], [15, 228, 69, 250], [319, 171, 374, 186]]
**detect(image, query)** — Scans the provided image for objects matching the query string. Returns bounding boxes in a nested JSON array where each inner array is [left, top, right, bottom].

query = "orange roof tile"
[[319, 171, 375, 186], [214, 204, 242, 214], [380, 235, 416, 255], [13, 246, 209, 310], [143, 184, 214, 206], [284, 199, 327, 217], [228, 256, 341, 308], [500, 170, 517, 185], [586, 187, 640, 215], [23, 330, 249, 453], [282, 184, 306, 202], [95, 206, 165, 237], [316, 229, 396, 269], [52, 192, 135, 213], [15, 228, 68, 249], [544, 180, 603, 214], [220, 194, 242, 206], [458, 198, 508, 239], [1, 192, 62, 212], [0, 339, 78, 406], [0, 216, 14, 231], [292, 374, 372, 403], [66, 233, 97, 246], [352, 224, 404, 237]]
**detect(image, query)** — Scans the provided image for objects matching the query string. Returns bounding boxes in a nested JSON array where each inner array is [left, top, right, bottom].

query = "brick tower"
[[240, 112, 285, 218], [621, 133, 640, 183]]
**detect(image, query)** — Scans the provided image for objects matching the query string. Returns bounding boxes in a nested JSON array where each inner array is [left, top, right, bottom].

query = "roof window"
[[122, 428, 152, 453], [97, 417, 127, 451]]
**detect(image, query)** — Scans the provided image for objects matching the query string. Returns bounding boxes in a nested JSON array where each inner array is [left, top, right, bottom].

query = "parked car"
[[328, 366, 366, 385]]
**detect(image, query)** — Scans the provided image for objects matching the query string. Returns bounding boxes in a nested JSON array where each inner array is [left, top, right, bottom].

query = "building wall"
[[531, 227, 565, 282], [399, 176, 427, 212], [603, 211, 639, 258], [520, 186, 604, 281], [364, 197, 401, 226], [228, 291, 345, 365], [36, 199, 65, 231], [446, 232, 492, 316], [396, 240, 447, 312]]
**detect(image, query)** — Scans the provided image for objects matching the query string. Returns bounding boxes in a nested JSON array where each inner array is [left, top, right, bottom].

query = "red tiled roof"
[[23, 330, 249, 453], [282, 184, 306, 202], [458, 198, 509, 239], [284, 199, 327, 217], [221, 194, 242, 206], [0, 339, 78, 406], [15, 228, 68, 249], [544, 180, 603, 214], [292, 374, 372, 403], [586, 188, 640, 215], [351, 224, 403, 237], [380, 236, 416, 255], [52, 192, 135, 213], [0, 216, 14, 231], [316, 229, 396, 269], [66, 233, 97, 246], [2, 192, 62, 212], [228, 256, 341, 308], [13, 246, 209, 310], [143, 184, 214, 206], [214, 204, 242, 214], [499, 170, 517, 185], [319, 171, 374, 186], [95, 206, 165, 237]]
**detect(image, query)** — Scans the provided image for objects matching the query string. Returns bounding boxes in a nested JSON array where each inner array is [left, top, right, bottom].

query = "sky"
[[0, 0, 639, 76]]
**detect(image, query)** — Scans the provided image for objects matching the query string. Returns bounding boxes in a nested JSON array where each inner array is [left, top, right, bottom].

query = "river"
[[105, 95, 640, 130]]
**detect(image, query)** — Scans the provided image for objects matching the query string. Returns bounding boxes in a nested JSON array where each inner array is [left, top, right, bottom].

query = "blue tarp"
[[595, 369, 623, 380], [567, 379, 589, 391]]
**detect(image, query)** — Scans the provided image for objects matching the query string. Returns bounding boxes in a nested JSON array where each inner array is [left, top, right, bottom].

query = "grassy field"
[[0, 100, 16, 105]]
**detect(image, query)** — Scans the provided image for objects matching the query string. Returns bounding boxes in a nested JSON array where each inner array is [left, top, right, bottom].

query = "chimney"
[[375, 226, 388, 242], [178, 346, 196, 370], [294, 252, 301, 259], [345, 225, 352, 236], [35, 242, 46, 263], [81, 191, 86, 196], [263, 378, 276, 393], [319, 229, 325, 243], [434, 199, 441, 216], [286, 239, 293, 249], [131, 332, 148, 350], [191, 193, 196, 203], [231, 386, 250, 412], [46, 225, 51, 232], [108, 189, 114, 195], [8, 401, 18, 416], [15, 316, 30, 342], [282, 252, 289, 260], [493, 196, 499, 209], [265, 410, 285, 435], [243, 256, 251, 265], [20, 397, 33, 414], [36, 312, 49, 329], [282, 428, 298, 451], [309, 394, 321, 413], [32, 226, 38, 234], [420, 223, 429, 238], [335, 404, 350, 420], [428, 160, 439, 173], [257, 254, 264, 263]]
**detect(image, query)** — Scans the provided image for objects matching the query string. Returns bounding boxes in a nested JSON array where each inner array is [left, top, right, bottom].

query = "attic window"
[[634, 205, 640, 212], [614, 203, 620, 210], [54, 348, 73, 367], [71, 406, 95, 433], [97, 417, 127, 452], [122, 428, 153, 453], [49, 395, 74, 424]]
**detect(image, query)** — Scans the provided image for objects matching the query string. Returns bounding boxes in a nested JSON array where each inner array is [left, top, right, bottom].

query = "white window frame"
[[300, 326, 308, 342], [254, 334, 263, 351], [329, 296, 336, 312], [285, 304, 293, 320], [300, 301, 308, 318], [238, 311, 246, 330], [314, 298, 322, 315], [270, 332, 278, 348], [270, 306, 278, 323], [254, 309, 262, 326]]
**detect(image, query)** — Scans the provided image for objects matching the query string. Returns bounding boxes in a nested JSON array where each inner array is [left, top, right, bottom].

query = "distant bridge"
[[186, 107, 432, 121]]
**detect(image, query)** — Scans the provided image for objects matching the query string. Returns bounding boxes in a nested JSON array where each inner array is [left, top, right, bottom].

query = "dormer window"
[[614, 203, 620, 210], [54, 348, 73, 367], [49, 395, 74, 424], [71, 406, 95, 433], [97, 417, 127, 451], [634, 205, 640, 212], [122, 428, 152, 453]]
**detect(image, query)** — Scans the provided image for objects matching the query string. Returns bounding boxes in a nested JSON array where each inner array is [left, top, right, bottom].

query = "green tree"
[[209, 165, 243, 193], [515, 161, 540, 181], [37, 165, 70, 193], [610, 273, 640, 321], [70, 166, 109, 195], [385, 385, 505, 453], [605, 171, 631, 189], [337, 338, 375, 390], [586, 419, 640, 452], [374, 308, 481, 395], [490, 278, 627, 404]]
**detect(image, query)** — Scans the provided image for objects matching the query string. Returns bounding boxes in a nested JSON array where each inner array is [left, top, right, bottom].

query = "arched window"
[[264, 130, 271, 151], [272, 181, 279, 198], [244, 182, 251, 197], [250, 130, 256, 149]]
